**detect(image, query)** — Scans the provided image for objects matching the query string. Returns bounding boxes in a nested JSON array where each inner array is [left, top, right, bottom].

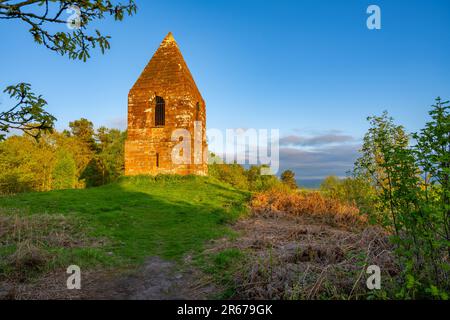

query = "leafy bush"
[[320, 176, 377, 218], [281, 170, 298, 189], [208, 163, 282, 192], [208, 163, 249, 190], [354, 98, 450, 299]]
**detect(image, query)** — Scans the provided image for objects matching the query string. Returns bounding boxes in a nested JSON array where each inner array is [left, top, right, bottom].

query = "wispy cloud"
[[278, 131, 361, 182], [280, 133, 354, 147]]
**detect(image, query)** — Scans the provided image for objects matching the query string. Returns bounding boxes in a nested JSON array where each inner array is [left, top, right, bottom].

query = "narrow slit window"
[[156, 153, 160, 167], [196, 102, 200, 121], [155, 96, 165, 126]]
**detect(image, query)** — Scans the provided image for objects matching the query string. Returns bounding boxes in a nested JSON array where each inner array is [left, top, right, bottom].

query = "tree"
[[208, 161, 282, 192], [0, 0, 137, 139], [0, 0, 137, 61], [354, 111, 412, 229], [320, 176, 341, 196], [0, 135, 56, 193], [354, 106, 450, 298], [95, 127, 126, 184], [246, 165, 281, 191], [80, 158, 103, 187], [0, 83, 56, 140], [413, 97, 450, 245], [0, 136, 37, 193], [280, 170, 298, 189], [53, 130, 95, 187], [0, 119, 127, 193], [52, 150, 77, 190], [68, 118, 96, 149]]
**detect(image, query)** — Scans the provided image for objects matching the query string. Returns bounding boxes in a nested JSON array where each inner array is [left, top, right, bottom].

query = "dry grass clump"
[[0, 210, 86, 249], [0, 208, 100, 283], [251, 189, 367, 230], [224, 216, 398, 300], [9, 240, 49, 270]]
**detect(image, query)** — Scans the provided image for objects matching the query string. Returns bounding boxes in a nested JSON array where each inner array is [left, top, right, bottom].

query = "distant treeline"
[[0, 119, 300, 194]]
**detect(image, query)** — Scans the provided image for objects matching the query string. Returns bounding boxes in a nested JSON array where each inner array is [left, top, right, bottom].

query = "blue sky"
[[1, 0, 449, 184]]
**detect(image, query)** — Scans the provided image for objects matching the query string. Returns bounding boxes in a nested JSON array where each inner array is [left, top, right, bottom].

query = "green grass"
[[0, 175, 250, 278], [197, 248, 246, 298]]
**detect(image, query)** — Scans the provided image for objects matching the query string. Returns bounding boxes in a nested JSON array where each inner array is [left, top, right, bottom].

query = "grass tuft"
[[0, 175, 250, 281]]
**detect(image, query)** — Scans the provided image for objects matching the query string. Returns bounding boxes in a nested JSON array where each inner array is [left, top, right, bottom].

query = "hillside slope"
[[0, 175, 250, 286]]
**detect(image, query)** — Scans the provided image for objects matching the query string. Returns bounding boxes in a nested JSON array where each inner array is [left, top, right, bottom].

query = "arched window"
[[155, 96, 165, 126], [196, 102, 200, 121]]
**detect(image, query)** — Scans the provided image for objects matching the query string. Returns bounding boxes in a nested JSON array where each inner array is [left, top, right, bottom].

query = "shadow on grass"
[[0, 176, 250, 277]]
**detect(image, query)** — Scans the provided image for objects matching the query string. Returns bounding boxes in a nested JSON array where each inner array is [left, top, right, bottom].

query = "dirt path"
[[1, 257, 218, 300], [87, 257, 218, 300], [2, 214, 397, 300]]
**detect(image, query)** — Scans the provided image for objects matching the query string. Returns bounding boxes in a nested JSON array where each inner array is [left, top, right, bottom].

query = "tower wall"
[[125, 33, 208, 176]]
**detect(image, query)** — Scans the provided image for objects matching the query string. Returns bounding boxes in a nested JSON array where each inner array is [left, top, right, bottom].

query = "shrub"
[[251, 188, 367, 229], [354, 99, 450, 299], [320, 176, 377, 218], [208, 163, 282, 192], [208, 163, 249, 190], [281, 170, 298, 189]]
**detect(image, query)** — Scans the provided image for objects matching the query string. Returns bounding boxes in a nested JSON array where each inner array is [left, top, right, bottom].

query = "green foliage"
[[320, 175, 341, 194], [1, 1, 136, 141], [198, 248, 245, 299], [68, 118, 96, 149], [354, 111, 414, 227], [0, 0, 137, 62], [95, 127, 126, 184], [246, 165, 282, 191], [209, 162, 249, 190], [0, 119, 126, 194], [354, 100, 450, 298], [320, 176, 377, 218], [281, 170, 298, 189], [0, 135, 56, 193], [0, 83, 56, 141], [413, 97, 450, 246], [52, 151, 77, 190], [81, 158, 104, 187], [208, 162, 282, 192]]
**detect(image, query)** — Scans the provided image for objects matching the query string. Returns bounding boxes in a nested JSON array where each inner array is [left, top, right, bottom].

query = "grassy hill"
[[0, 175, 250, 280]]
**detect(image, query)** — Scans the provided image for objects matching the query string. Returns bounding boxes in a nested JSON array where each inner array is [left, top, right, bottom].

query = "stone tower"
[[125, 32, 207, 176]]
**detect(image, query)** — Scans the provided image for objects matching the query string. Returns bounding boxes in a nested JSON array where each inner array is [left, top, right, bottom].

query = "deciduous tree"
[[281, 170, 298, 189], [0, 0, 137, 139]]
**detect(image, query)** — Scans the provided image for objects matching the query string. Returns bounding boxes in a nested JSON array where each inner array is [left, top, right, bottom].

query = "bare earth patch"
[[1, 256, 218, 300]]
